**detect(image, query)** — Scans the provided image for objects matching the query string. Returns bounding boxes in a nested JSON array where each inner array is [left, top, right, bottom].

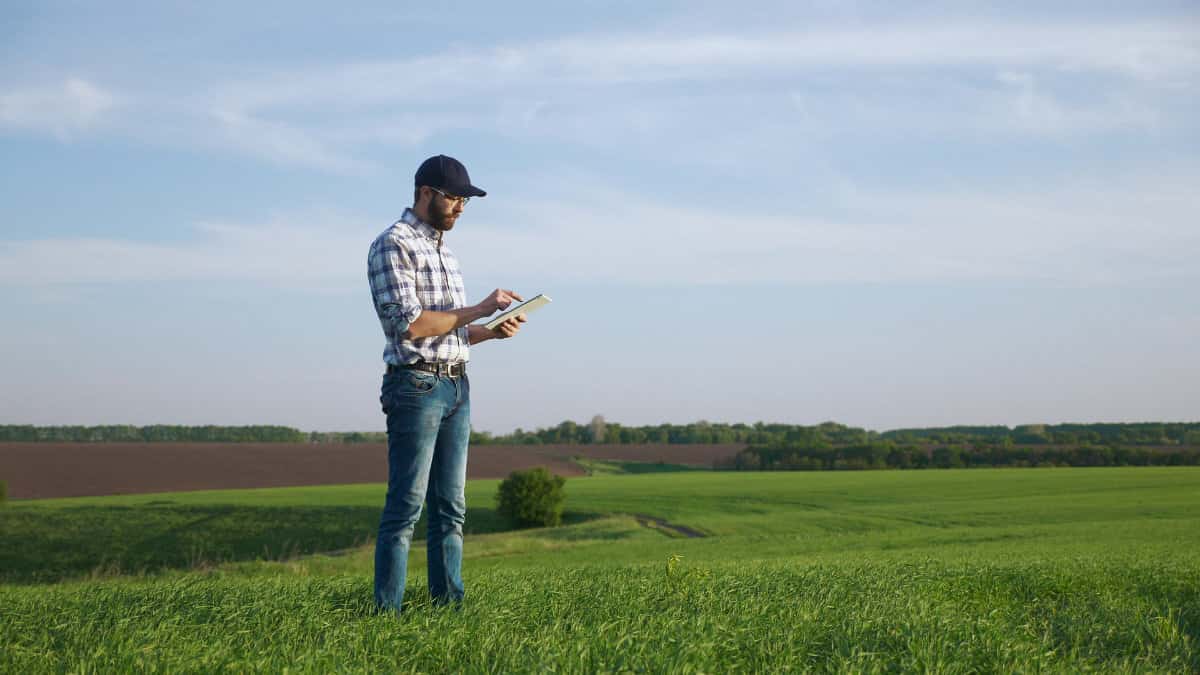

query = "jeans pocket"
[[398, 371, 437, 396], [381, 371, 436, 414]]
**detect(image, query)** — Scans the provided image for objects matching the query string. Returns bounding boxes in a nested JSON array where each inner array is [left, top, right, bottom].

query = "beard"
[[427, 197, 458, 231]]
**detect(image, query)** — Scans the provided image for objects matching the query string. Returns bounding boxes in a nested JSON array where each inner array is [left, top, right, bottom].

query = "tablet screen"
[[483, 294, 551, 330]]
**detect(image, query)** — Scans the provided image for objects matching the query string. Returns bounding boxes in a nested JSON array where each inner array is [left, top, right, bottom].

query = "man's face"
[[425, 188, 466, 232]]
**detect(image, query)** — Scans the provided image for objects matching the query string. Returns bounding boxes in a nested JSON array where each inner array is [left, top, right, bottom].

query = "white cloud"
[[0, 211, 374, 287], [6, 18, 1195, 169], [0, 78, 118, 138], [993, 70, 1161, 136], [191, 20, 1198, 166], [7, 170, 1192, 289], [530, 21, 1199, 84], [208, 108, 375, 174], [455, 171, 1200, 287], [207, 21, 1199, 112]]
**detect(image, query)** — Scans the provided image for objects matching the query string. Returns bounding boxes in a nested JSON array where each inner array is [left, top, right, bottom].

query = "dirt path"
[[632, 513, 708, 538]]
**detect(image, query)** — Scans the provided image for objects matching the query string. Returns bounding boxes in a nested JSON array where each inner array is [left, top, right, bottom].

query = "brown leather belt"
[[387, 361, 467, 378]]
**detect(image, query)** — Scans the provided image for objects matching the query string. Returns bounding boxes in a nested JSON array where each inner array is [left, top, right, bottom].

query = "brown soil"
[[0, 442, 743, 500]]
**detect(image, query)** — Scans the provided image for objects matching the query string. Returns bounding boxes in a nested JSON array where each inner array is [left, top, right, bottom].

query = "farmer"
[[367, 154, 525, 612]]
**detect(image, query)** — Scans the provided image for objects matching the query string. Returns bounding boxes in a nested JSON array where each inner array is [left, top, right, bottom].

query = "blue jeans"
[[374, 369, 471, 612]]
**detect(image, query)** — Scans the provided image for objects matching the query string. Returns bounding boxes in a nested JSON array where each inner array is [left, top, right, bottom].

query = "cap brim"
[[441, 184, 487, 198], [440, 182, 486, 198]]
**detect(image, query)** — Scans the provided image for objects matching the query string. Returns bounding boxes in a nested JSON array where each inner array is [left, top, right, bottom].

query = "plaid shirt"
[[368, 208, 469, 366]]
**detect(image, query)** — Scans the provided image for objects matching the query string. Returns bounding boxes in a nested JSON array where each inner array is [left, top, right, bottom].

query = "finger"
[[508, 290, 525, 302]]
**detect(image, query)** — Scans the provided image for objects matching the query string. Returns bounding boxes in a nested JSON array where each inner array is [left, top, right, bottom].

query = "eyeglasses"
[[428, 187, 470, 206]]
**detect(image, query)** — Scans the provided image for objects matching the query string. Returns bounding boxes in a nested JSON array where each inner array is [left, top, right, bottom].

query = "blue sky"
[[2, 2, 1197, 433]]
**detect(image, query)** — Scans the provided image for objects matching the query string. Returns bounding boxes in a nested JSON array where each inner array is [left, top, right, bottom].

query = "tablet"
[[484, 294, 552, 330]]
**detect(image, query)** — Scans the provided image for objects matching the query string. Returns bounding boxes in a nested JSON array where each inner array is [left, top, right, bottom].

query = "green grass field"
[[2, 467, 1198, 672]]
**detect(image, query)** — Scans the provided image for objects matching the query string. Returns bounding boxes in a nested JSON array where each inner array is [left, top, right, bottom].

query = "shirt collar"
[[400, 208, 442, 242]]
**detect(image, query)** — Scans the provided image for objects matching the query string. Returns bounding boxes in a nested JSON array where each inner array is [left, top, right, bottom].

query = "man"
[[367, 154, 525, 613]]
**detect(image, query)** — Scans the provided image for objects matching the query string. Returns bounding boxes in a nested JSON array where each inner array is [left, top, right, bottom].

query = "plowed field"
[[0, 442, 742, 499]]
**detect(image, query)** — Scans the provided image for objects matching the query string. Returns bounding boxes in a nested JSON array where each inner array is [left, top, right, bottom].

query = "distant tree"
[[619, 427, 647, 444], [589, 415, 607, 444], [734, 451, 761, 471], [1013, 424, 1049, 444], [495, 467, 566, 527], [0, 479, 6, 505], [551, 421, 580, 444]]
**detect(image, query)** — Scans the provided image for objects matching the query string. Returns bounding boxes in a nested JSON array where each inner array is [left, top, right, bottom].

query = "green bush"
[[0, 480, 7, 505], [495, 467, 566, 527]]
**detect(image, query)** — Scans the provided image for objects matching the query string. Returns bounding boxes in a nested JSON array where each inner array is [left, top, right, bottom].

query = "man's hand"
[[406, 287, 521, 340], [467, 314, 526, 344], [491, 314, 527, 339], [477, 288, 523, 315]]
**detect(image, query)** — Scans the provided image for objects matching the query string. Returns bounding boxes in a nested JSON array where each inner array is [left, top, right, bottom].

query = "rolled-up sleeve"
[[368, 233, 422, 340]]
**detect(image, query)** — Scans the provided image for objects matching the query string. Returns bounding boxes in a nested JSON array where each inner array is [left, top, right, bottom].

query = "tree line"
[[721, 441, 1200, 471], [477, 420, 1200, 447], [0, 425, 306, 443], [3, 420, 1198, 447], [469, 419, 875, 446], [880, 422, 1200, 447]]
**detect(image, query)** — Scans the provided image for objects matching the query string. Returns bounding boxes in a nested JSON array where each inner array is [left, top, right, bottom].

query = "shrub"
[[495, 467, 566, 527], [0, 480, 7, 505]]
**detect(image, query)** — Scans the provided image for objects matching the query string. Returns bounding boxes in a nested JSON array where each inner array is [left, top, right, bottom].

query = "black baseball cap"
[[414, 155, 487, 198]]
